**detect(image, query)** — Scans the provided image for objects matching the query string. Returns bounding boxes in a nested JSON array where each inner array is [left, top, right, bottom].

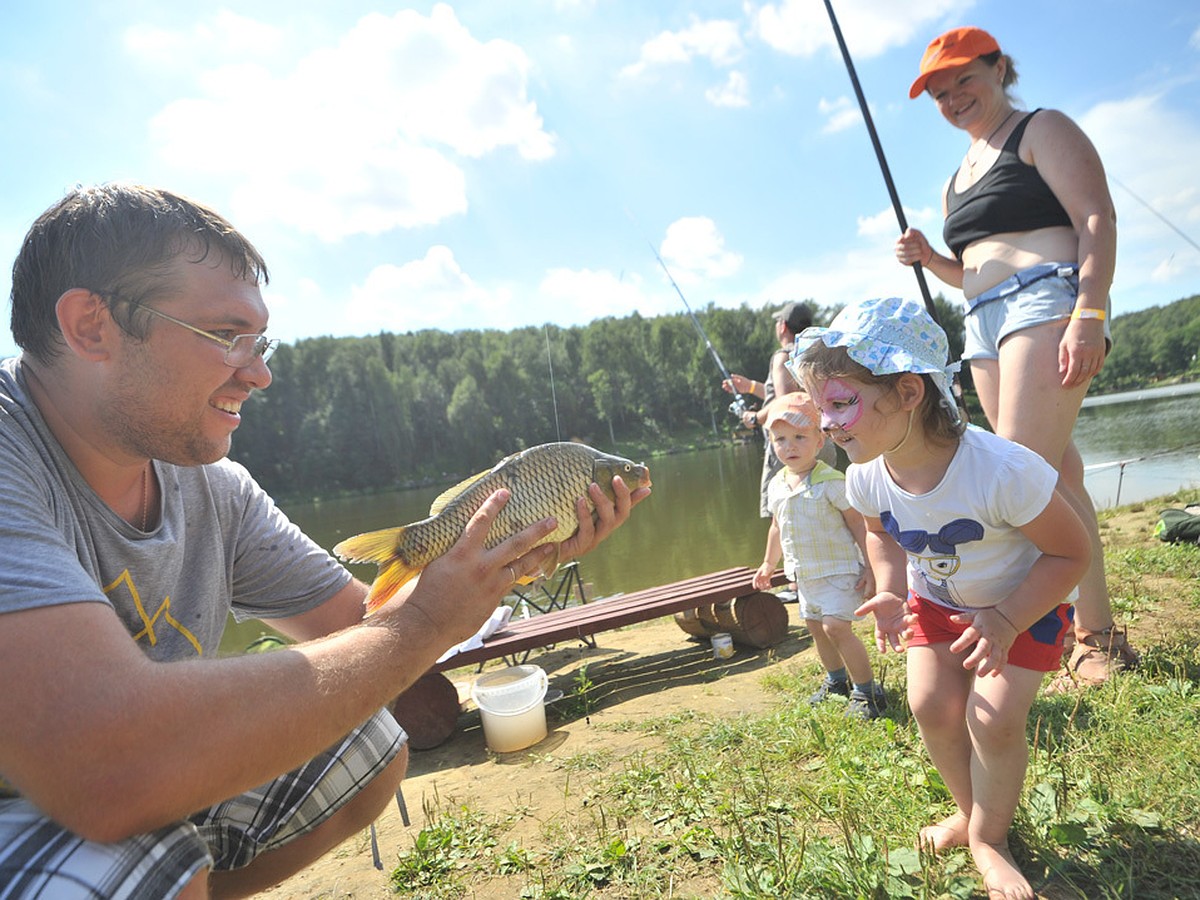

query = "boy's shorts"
[[906, 593, 1073, 672], [796, 572, 864, 622], [0, 708, 405, 899], [963, 263, 1112, 360]]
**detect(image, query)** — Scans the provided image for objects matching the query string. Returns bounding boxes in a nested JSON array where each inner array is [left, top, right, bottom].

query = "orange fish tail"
[[363, 559, 421, 616], [333, 526, 421, 616]]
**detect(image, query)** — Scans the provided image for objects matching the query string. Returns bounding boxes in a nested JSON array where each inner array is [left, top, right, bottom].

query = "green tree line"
[[228, 293, 1198, 500]]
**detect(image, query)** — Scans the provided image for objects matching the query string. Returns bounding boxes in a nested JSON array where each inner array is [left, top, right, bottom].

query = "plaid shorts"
[[0, 709, 405, 899]]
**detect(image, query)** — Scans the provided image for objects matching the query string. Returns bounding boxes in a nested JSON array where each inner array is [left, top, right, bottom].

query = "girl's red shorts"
[[906, 593, 1073, 672]]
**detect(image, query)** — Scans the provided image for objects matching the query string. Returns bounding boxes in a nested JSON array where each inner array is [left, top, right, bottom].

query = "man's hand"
[[559, 475, 650, 561], [381, 489, 557, 647]]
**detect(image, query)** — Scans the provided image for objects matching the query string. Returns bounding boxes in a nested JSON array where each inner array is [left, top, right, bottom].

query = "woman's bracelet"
[[991, 606, 1019, 633], [922, 248, 934, 267], [1071, 307, 1106, 321]]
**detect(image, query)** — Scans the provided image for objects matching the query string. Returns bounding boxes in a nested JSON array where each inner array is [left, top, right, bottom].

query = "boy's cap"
[[790, 297, 962, 422], [772, 301, 813, 334], [909, 26, 1001, 99], [764, 392, 819, 431]]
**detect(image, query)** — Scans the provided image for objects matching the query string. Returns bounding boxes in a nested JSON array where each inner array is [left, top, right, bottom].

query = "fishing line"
[[544, 324, 562, 441], [1110, 176, 1200, 257]]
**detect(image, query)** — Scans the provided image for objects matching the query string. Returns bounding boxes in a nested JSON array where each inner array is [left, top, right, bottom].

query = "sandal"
[[1066, 625, 1139, 686]]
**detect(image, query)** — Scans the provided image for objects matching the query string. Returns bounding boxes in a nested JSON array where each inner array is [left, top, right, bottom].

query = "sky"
[[2, 0, 1198, 361]]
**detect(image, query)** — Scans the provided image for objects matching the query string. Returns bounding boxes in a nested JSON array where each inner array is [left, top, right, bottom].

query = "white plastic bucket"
[[470, 665, 549, 752]]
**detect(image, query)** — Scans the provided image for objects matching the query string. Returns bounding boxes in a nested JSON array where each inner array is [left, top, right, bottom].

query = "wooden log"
[[729, 591, 790, 648], [673, 607, 708, 638], [673, 592, 789, 649], [391, 672, 462, 750]]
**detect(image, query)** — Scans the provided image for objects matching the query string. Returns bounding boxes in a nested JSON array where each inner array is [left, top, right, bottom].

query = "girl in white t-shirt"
[[789, 297, 1089, 900]]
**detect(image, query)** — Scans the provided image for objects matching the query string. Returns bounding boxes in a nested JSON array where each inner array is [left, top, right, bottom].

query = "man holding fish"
[[0, 183, 650, 898]]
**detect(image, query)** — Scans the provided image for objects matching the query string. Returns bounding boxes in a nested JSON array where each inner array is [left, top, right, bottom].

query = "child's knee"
[[821, 616, 856, 641]]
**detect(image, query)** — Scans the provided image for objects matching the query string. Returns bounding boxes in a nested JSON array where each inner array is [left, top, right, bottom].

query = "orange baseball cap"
[[908, 26, 1001, 99], [764, 392, 819, 431]]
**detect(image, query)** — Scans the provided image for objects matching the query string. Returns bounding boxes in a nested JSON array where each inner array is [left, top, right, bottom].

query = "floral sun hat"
[[787, 296, 962, 422]]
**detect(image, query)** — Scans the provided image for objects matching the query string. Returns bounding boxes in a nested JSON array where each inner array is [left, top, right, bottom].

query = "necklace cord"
[[967, 109, 1017, 168]]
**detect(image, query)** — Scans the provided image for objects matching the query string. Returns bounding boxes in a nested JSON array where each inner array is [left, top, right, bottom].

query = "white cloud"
[[621, 18, 744, 79], [706, 71, 750, 107], [539, 268, 650, 322], [817, 95, 862, 133], [345, 246, 514, 332], [659, 217, 743, 284], [749, 0, 971, 59], [124, 10, 285, 65], [146, 4, 554, 241]]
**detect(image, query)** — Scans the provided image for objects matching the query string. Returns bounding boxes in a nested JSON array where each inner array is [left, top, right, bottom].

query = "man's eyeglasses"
[[131, 302, 278, 368]]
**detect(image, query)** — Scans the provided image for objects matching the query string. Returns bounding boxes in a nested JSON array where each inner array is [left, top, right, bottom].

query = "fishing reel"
[[728, 395, 750, 419]]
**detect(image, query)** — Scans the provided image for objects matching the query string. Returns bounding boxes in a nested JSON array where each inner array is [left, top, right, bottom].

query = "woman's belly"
[[960, 226, 1078, 299]]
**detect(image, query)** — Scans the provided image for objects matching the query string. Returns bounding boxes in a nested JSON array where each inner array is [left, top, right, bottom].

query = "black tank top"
[[942, 109, 1072, 258]]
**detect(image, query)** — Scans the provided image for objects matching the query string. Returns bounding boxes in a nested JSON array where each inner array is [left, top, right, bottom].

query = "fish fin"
[[333, 526, 406, 564], [363, 560, 420, 616], [333, 526, 423, 616], [429, 470, 490, 515], [540, 546, 562, 581], [428, 451, 522, 514]]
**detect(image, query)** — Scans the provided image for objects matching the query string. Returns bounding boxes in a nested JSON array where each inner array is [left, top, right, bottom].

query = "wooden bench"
[[391, 566, 790, 749]]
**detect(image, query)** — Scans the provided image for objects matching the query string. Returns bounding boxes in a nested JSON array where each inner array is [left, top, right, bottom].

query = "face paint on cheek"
[[816, 379, 864, 432]]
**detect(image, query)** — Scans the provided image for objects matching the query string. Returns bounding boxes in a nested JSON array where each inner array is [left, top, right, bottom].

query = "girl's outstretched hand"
[[948, 608, 1017, 677], [855, 591, 912, 653]]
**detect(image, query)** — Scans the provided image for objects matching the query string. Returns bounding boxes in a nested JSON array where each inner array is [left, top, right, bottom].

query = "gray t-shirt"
[[0, 357, 352, 660]]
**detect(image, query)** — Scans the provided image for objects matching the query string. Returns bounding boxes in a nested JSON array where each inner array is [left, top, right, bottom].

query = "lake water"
[[223, 384, 1199, 649], [1076, 381, 1200, 509]]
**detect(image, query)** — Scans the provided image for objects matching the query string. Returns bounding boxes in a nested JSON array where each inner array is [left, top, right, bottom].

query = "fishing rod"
[[821, 0, 968, 416], [821, 0, 938, 321], [647, 241, 751, 418]]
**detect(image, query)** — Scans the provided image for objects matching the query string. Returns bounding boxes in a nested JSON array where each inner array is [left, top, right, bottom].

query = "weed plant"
[[389, 491, 1200, 898]]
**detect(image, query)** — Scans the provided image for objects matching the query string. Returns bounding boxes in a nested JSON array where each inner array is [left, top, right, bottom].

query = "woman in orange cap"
[[895, 26, 1136, 702]]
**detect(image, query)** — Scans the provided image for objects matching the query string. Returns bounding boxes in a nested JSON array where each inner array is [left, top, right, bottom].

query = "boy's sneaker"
[[847, 685, 887, 720], [808, 676, 850, 706]]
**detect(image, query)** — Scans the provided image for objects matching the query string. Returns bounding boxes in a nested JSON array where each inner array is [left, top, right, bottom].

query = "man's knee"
[[179, 868, 211, 899], [337, 744, 408, 832]]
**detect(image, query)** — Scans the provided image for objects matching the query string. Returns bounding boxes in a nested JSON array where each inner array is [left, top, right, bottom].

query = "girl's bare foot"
[[971, 839, 1034, 900], [918, 811, 969, 852]]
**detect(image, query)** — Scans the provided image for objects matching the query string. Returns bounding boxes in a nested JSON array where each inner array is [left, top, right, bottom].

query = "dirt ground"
[[262, 502, 1183, 899]]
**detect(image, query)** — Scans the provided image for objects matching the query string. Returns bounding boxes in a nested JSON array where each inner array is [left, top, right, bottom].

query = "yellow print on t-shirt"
[[103, 569, 202, 655]]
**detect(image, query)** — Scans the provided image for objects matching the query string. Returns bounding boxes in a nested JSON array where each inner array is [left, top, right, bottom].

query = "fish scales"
[[333, 442, 651, 614]]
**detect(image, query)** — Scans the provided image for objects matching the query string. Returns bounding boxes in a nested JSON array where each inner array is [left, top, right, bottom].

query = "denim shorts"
[[0, 708, 405, 899], [796, 571, 865, 622], [963, 263, 1112, 360]]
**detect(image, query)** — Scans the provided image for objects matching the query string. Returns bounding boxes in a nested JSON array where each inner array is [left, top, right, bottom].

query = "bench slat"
[[433, 566, 787, 672]]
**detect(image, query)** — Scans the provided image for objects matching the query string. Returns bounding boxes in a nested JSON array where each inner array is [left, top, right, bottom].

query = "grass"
[[387, 489, 1200, 899]]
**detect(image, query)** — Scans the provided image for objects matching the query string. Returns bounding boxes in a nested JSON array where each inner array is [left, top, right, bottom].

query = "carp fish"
[[334, 441, 651, 614]]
